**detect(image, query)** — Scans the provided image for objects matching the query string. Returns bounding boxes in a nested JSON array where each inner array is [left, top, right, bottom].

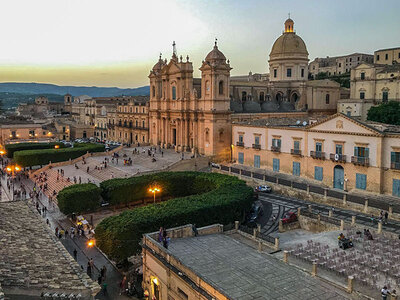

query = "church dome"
[[243, 100, 261, 113], [152, 55, 165, 72], [230, 100, 243, 113], [205, 41, 226, 63], [270, 18, 308, 59], [261, 100, 279, 112]]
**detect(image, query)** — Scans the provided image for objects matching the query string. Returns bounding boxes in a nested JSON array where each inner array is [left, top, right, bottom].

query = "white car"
[[255, 185, 272, 193]]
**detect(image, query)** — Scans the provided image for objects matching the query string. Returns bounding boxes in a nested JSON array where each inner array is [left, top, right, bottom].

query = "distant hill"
[[0, 92, 65, 109], [0, 82, 150, 97]]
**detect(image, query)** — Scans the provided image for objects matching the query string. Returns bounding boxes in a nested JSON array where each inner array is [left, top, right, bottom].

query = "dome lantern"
[[284, 17, 294, 33]]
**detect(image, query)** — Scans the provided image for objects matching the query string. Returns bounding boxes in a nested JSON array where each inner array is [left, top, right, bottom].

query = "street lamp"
[[87, 239, 95, 247], [149, 187, 161, 204], [5, 164, 21, 201]]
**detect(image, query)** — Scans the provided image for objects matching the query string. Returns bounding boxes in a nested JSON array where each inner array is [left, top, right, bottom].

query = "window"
[[315, 142, 322, 152], [335, 144, 343, 155], [177, 288, 188, 300], [62, 126, 66, 133], [325, 94, 330, 104], [129, 121, 132, 128], [259, 92, 265, 102], [254, 155, 260, 168], [339, 63, 341, 67], [383, 91, 388, 102], [172, 86, 177, 100], [360, 72, 365, 80], [301, 68, 304, 77], [273, 69, 277, 78], [314, 166, 323, 181], [398, 52, 400, 59], [241, 91, 247, 101], [360, 92, 365, 99], [293, 161, 300, 176], [142, 120, 145, 127], [239, 134, 243, 143], [385, 53, 388, 60], [357, 57, 360, 61], [152, 86, 155, 97], [377, 54, 380, 61], [143, 135, 145, 142], [273, 158, 280, 172], [219, 80, 224, 95], [29, 130, 35, 136], [350, 58, 352, 62], [119, 120, 122, 126], [391, 152, 400, 169], [354, 146, 369, 158], [254, 136, 260, 145], [356, 173, 367, 190], [136, 120, 138, 127], [287, 68, 292, 77], [238, 152, 244, 164], [347, 111, 351, 116], [294, 140, 300, 150], [272, 138, 281, 148], [393, 179, 400, 197]]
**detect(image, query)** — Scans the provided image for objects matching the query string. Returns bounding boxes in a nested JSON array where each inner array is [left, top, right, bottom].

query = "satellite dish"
[[302, 121, 307, 126]]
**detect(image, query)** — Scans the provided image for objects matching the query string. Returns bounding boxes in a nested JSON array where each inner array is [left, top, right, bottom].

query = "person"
[[338, 233, 345, 240], [158, 227, 163, 242], [89, 258, 94, 270], [366, 229, 373, 240], [192, 224, 198, 237], [163, 235, 169, 249], [87, 262, 92, 278], [370, 214, 375, 224], [119, 276, 127, 295], [381, 285, 390, 300], [73, 249, 77, 260], [384, 211, 389, 224], [101, 265, 107, 280]]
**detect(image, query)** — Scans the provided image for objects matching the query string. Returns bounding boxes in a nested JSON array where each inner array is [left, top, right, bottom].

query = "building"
[[232, 113, 400, 197], [338, 62, 400, 119], [148, 42, 233, 158], [0, 120, 55, 145], [374, 47, 400, 65], [309, 53, 374, 77], [148, 18, 341, 158], [17, 96, 65, 118], [142, 224, 349, 300], [114, 96, 149, 145]]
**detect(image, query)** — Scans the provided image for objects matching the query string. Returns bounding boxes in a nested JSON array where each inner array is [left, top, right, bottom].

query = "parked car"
[[247, 202, 264, 224], [211, 162, 220, 168], [281, 212, 298, 224], [255, 185, 272, 193]]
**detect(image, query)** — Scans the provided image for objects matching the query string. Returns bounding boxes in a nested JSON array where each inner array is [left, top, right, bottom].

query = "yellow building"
[[114, 97, 149, 145], [0, 122, 55, 145], [232, 113, 400, 197], [374, 47, 400, 65]]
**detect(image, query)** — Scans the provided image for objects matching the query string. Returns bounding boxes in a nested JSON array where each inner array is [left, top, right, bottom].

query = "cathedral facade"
[[149, 18, 341, 158]]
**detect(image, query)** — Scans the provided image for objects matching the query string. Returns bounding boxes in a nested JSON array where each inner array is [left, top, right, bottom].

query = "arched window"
[[152, 86, 156, 97], [172, 86, 177, 100], [242, 91, 247, 101], [129, 121, 132, 128], [325, 94, 330, 104], [136, 120, 138, 127], [118, 119, 122, 126], [142, 120, 145, 128], [124, 120, 127, 127], [218, 80, 224, 95], [259, 92, 265, 102]]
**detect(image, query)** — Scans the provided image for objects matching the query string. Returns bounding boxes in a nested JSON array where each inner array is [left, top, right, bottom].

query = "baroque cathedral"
[[148, 18, 341, 158]]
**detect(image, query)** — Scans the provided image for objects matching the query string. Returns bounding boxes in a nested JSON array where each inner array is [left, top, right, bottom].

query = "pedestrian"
[[46, 218, 50, 226], [158, 227, 163, 242], [161, 151, 163, 157], [119, 276, 127, 295], [381, 285, 391, 300], [89, 258, 94, 270], [73, 249, 77, 260], [97, 274, 102, 285], [87, 262, 92, 278], [101, 265, 107, 280], [192, 224, 198, 237], [384, 211, 389, 224]]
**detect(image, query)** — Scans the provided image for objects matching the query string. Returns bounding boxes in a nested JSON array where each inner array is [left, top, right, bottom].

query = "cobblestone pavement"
[[168, 233, 353, 300]]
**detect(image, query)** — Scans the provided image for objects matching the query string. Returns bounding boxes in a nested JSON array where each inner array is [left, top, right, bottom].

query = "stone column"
[[283, 250, 289, 263], [234, 221, 239, 230], [364, 199, 368, 213], [297, 207, 301, 217], [274, 237, 279, 250], [311, 262, 317, 276], [378, 221, 382, 234], [343, 193, 347, 205], [347, 276, 354, 293], [278, 220, 283, 232]]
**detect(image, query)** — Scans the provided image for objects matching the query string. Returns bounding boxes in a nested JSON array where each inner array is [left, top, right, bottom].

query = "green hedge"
[[57, 183, 101, 215], [95, 172, 253, 261], [5, 142, 65, 158], [13, 143, 105, 167]]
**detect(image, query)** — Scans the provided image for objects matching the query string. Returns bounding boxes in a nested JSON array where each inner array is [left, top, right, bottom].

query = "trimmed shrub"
[[13, 143, 104, 167], [57, 183, 101, 215], [5, 142, 65, 158], [95, 172, 253, 261]]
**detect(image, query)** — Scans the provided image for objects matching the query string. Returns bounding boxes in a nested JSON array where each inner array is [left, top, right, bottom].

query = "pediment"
[[307, 114, 380, 135], [161, 60, 181, 75]]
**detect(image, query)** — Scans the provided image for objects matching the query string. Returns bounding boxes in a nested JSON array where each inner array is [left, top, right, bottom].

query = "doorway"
[[333, 165, 344, 190], [172, 128, 177, 145]]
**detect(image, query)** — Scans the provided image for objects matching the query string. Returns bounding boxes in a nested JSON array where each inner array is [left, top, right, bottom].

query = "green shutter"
[[365, 148, 369, 158], [354, 146, 358, 156]]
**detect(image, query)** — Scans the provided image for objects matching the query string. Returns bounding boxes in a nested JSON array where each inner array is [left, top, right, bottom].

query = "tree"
[[367, 101, 400, 125]]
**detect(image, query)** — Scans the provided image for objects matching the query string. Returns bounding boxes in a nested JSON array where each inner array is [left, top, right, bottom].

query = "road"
[[257, 191, 400, 236]]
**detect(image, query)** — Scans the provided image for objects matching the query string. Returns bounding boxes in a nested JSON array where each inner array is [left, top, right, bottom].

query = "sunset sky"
[[0, 0, 399, 88]]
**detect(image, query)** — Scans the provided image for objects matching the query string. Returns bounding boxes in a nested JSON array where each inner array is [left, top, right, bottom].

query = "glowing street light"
[[0, 150, 6, 155], [149, 187, 161, 204], [54, 145, 60, 149], [5, 164, 22, 201], [87, 239, 95, 247]]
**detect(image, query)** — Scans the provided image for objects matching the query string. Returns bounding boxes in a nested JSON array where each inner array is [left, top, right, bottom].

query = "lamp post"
[[149, 187, 161, 204], [6, 164, 21, 201]]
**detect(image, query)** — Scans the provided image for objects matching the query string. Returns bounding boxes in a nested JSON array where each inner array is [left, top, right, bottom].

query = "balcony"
[[330, 153, 347, 163], [351, 156, 369, 166], [236, 141, 244, 147], [271, 146, 281, 152], [290, 149, 302, 156], [310, 151, 325, 160], [391, 162, 400, 170], [252, 144, 261, 150]]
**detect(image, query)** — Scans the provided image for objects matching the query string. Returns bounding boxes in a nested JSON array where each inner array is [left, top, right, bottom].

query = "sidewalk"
[[12, 176, 136, 300]]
